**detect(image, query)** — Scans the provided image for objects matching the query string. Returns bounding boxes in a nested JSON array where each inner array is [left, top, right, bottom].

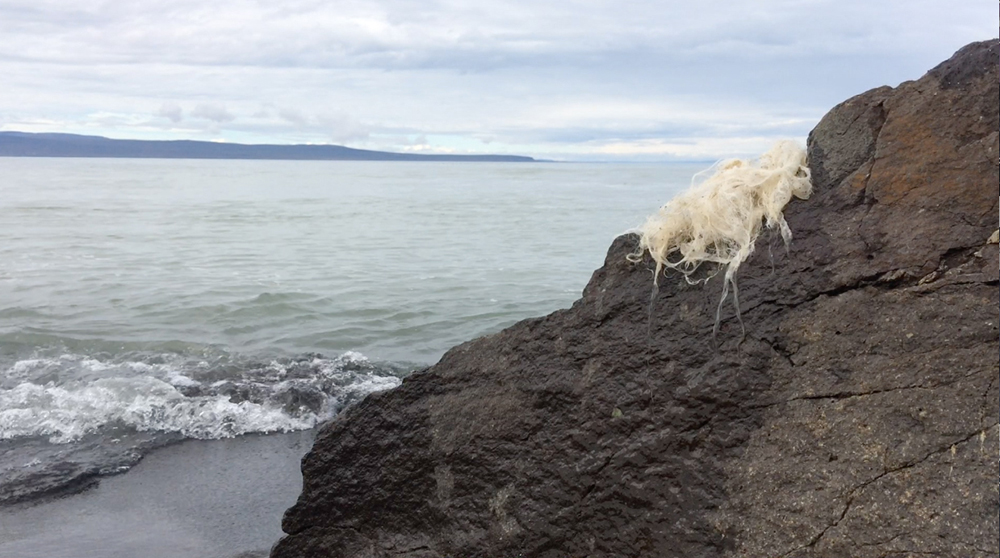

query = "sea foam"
[[0, 352, 403, 444]]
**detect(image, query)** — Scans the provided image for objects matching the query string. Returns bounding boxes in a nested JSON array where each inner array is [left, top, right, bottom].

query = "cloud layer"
[[1, 0, 995, 159]]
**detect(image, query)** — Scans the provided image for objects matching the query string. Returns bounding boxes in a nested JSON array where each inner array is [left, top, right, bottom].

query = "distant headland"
[[0, 131, 535, 162]]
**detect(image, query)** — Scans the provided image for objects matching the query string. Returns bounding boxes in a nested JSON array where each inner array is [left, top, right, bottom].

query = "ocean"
[[0, 157, 697, 555]]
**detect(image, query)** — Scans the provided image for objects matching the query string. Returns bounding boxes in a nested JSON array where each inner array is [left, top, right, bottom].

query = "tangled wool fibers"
[[629, 140, 812, 337]]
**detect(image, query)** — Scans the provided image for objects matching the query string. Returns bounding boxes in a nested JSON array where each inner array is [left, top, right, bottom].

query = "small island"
[[0, 131, 536, 162]]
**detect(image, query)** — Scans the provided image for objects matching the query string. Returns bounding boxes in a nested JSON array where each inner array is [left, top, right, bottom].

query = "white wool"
[[629, 140, 812, 337]]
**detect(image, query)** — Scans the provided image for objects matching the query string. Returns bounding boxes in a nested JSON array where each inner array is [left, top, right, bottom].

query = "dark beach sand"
[[0, 430, 314, 558]]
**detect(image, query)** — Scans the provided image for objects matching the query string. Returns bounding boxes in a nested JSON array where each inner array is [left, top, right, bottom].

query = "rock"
[[271, 40, 999, 558]]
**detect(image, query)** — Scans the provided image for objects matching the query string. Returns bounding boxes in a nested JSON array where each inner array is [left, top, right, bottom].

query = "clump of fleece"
[[629, 140, 812, 337]]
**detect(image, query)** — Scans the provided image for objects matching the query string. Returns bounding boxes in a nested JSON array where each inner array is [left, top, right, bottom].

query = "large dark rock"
[[272, 40, 999, 558]]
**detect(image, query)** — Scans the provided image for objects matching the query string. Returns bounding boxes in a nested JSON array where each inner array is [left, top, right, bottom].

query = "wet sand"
[[0, 430, 314, 558]]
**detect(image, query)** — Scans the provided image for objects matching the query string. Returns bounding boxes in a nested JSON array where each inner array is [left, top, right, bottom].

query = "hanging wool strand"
[[629, 140, 812, 338]]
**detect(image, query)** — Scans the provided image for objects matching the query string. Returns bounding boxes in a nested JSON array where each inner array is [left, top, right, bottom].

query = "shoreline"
[[0, 429, 313, 558]]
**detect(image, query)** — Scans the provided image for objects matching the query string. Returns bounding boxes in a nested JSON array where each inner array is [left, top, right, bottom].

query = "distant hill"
[[0, 132, 535, 162]]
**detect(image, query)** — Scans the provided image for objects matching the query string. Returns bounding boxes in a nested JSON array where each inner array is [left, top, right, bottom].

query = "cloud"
[[190, 102, 235, 123], [0, 0, 994, 158], [278, 107, 307, 126], [2, 0, 992, 73], [315, 113, 370, 143], [157, 102, 183, 122]]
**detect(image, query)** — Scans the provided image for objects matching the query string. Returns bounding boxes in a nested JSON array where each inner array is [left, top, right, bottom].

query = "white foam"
[[338, 351, 368, 364], [0, 352, 402, 444], [345, 374, 403, 393], [10, 359, 48, 376], [164, 370, 200, 388]]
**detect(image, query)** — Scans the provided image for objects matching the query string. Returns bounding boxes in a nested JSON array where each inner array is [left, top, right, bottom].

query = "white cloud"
[[278, 108, 307, 126], [315, 113, 371, 143], [190, 102, 235, 123], [157, 102, 183, 122]]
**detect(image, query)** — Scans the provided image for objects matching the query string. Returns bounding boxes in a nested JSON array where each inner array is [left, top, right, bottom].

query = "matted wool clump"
[[629, 140, 812, 337]]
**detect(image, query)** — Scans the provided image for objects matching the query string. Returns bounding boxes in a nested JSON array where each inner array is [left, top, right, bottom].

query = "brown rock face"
[[272, 40, 999, 558]]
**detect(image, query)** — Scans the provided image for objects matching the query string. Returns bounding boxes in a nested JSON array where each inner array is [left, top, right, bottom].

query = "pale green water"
[[1, 158, 694, 366]]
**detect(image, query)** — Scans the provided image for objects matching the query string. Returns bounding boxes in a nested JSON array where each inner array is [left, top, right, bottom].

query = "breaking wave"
[[0, 351, 405, 444]]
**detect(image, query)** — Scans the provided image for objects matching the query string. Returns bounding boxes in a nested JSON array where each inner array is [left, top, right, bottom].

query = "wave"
[[0, 351, 405, 444], [0, 350, 410, 505]]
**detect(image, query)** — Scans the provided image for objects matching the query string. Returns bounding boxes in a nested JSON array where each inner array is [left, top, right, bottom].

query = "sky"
[[1, 0, 996, 161]]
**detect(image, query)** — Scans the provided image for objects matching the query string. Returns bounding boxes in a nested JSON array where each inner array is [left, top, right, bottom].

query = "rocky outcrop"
[[272, 40, 999, 558]]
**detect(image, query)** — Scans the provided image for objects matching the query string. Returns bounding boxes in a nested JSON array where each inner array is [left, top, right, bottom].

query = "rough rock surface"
[[272, 41, 999, 558]]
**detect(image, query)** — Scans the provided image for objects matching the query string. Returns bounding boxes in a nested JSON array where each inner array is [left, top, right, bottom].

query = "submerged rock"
[[272, 40, 999, 558]]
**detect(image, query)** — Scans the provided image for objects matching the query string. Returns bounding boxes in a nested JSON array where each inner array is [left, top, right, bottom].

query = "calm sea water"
[[0, 157, 697, 503]]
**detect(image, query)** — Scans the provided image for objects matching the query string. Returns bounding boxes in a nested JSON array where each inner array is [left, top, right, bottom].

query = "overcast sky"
[[1, 0, 995, 160]]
